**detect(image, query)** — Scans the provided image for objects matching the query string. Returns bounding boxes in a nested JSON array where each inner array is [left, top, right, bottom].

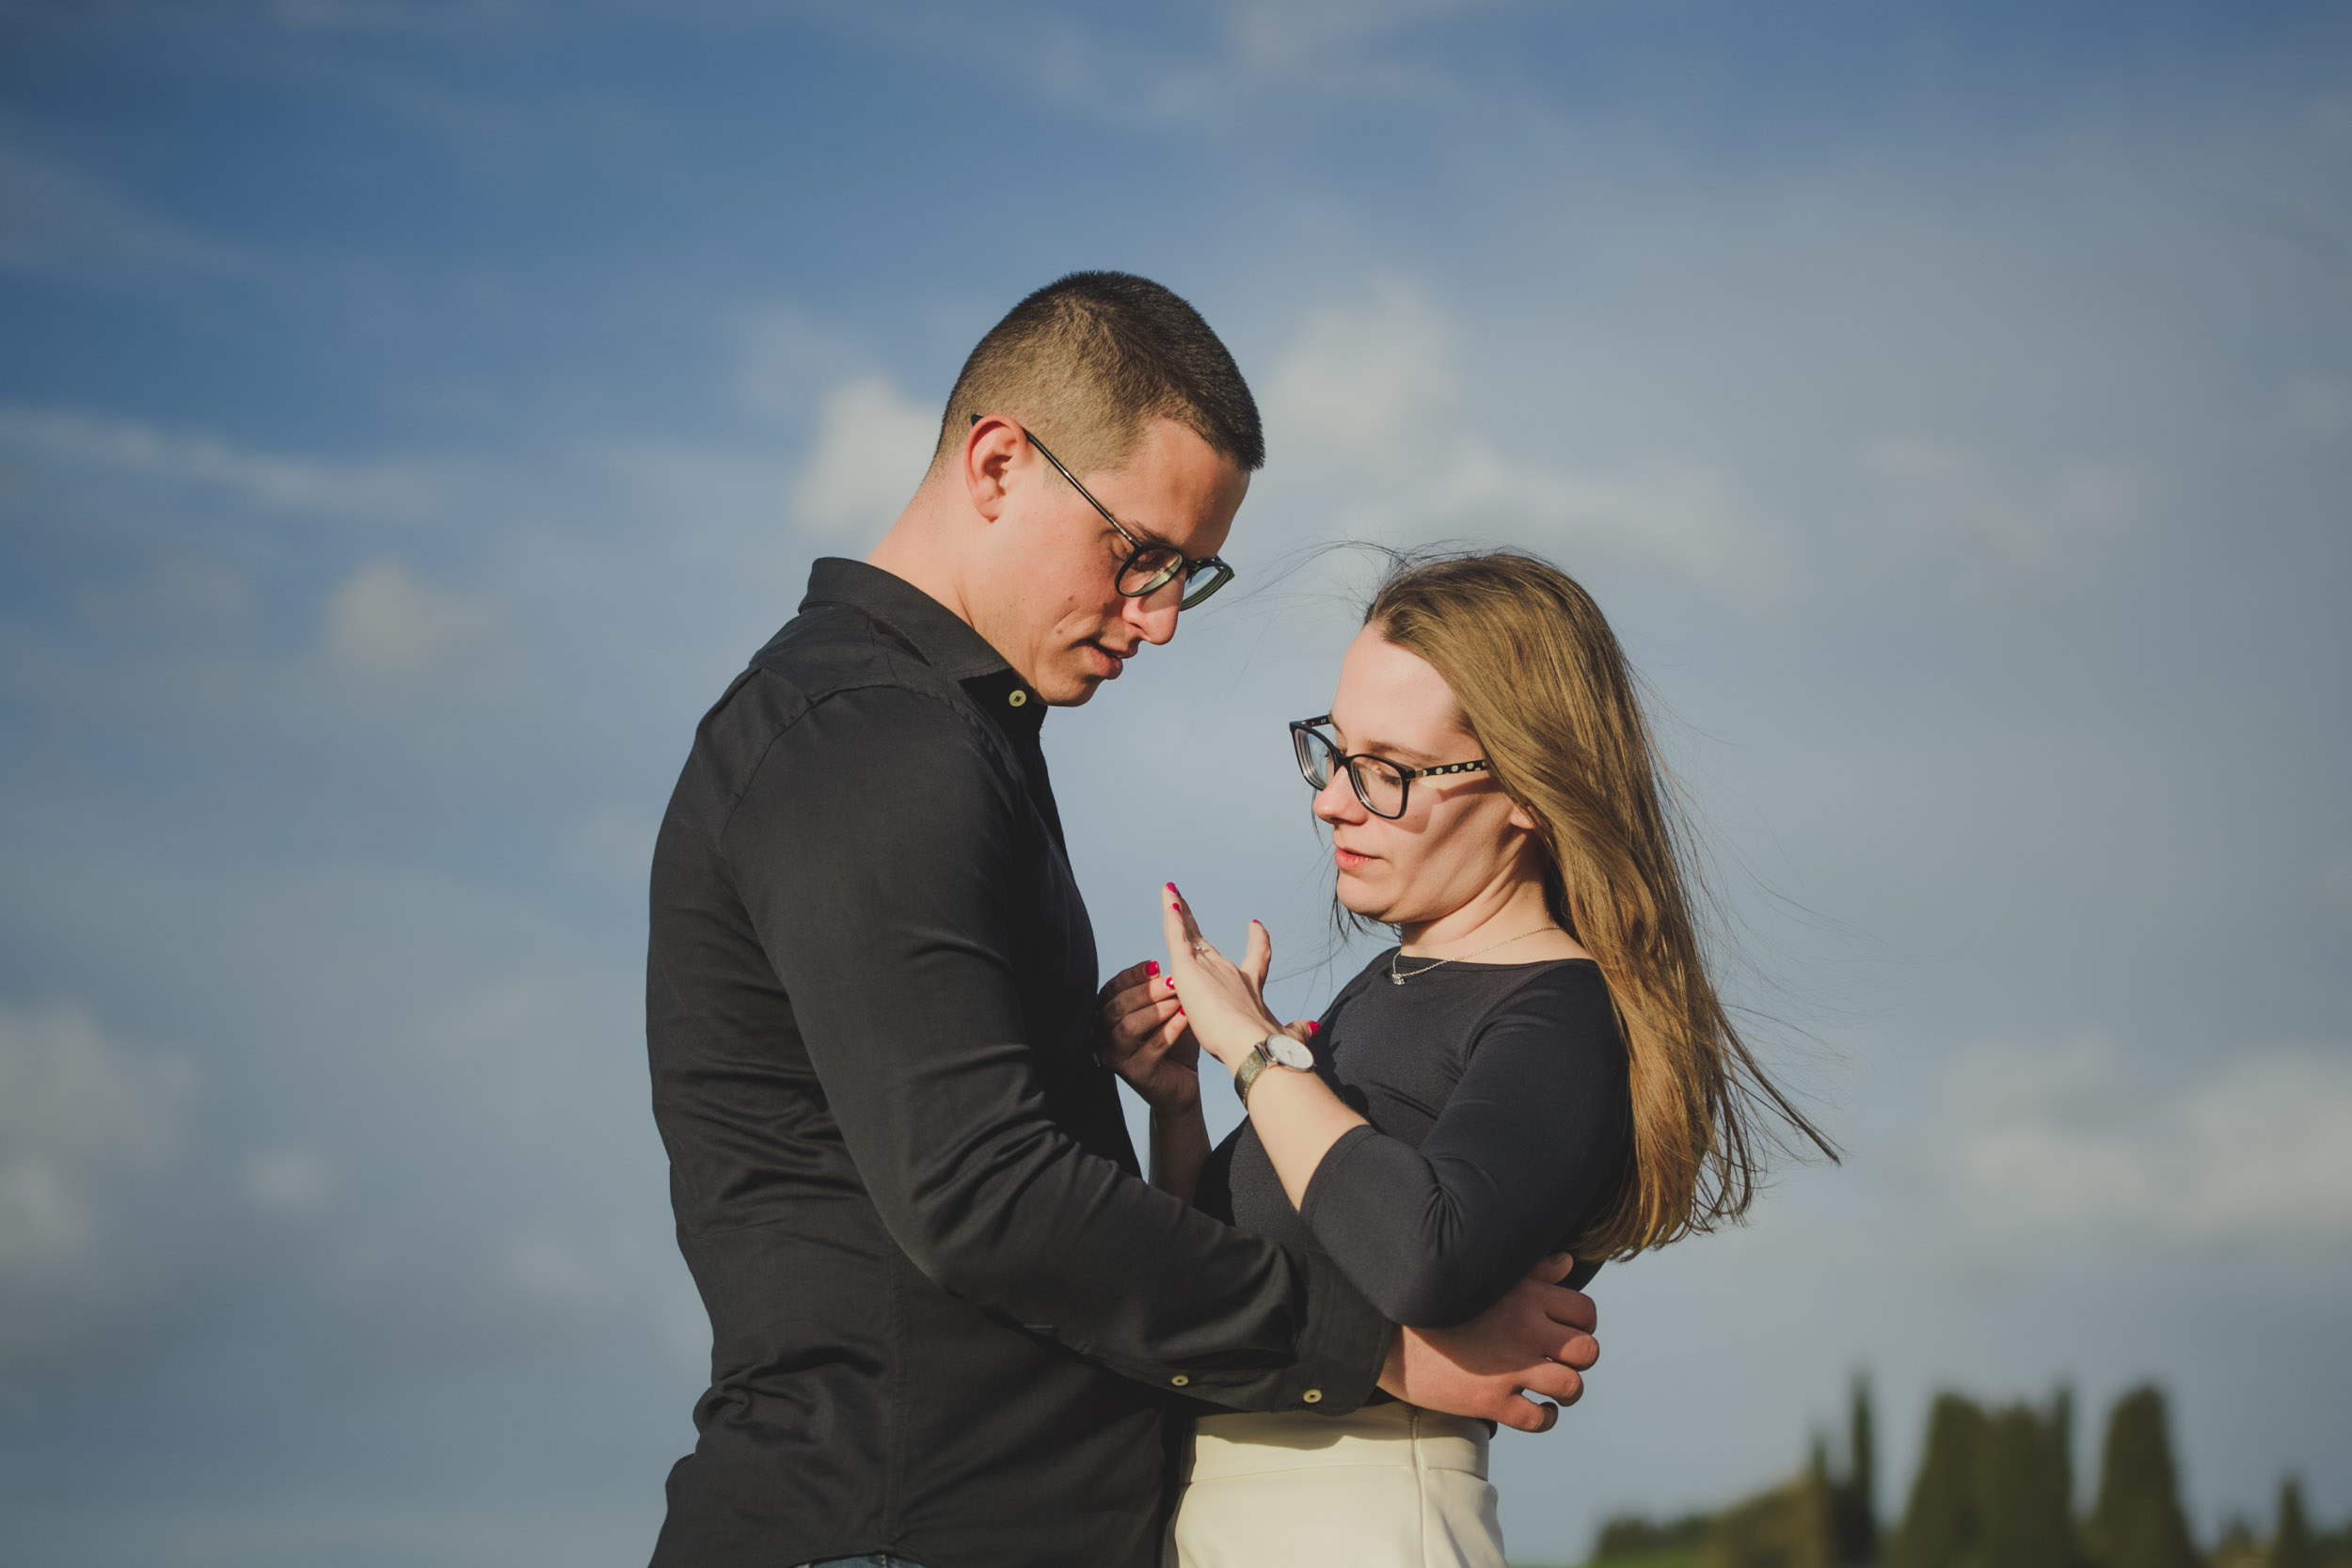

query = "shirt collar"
[[801, 558, 1045, 740]]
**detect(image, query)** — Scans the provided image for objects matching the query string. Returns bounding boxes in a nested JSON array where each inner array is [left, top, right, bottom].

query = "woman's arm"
[[1156, 884, 1371, 1206], [1161, 885, 1628, 1327], [1296, 974, 1627, 1325], [1227, 1058, 1368, 1209]]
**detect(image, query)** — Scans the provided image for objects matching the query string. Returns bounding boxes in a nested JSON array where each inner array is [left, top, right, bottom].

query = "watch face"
[[1266, 1034, 1316, 1070]]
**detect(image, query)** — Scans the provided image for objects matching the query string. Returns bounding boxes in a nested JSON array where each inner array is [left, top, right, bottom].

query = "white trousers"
[[1165, 1402, 1507, 1568]]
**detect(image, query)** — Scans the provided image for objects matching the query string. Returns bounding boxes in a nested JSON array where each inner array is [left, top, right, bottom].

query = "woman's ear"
[[1505, 795, 1541, 833]]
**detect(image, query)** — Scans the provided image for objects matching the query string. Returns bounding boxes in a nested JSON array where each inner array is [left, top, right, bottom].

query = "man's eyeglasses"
[[976, 416, 1236, 610], [1289, 716, 1490, 819]]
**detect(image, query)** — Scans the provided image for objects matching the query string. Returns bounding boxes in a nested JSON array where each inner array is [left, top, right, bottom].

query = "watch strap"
[[1232, 1043, 1270, 1107]]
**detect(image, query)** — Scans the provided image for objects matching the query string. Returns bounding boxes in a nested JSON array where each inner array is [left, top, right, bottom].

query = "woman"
[[1098, 550, 1831, 1568]]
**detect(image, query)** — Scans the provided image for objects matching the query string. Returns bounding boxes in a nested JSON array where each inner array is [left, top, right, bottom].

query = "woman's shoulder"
[[1464, 958, 1623, 1056]]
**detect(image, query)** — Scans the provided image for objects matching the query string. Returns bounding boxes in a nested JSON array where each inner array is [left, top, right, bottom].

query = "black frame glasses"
[[977, 416, 1236, 610], [1288, 715, 1490, 819]]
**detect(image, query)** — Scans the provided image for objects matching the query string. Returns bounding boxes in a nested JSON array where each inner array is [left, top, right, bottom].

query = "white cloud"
[[788, 372, 936, 540], [1932, 1035, 2352, 1246], [1257, 282, 1795, 600], [1855, 436, 2140, 578], [244, 1149, 335, 1216], [323, 558, 501, 678], [0, 1004, 193, 1365], [0, 404, 440, 521]]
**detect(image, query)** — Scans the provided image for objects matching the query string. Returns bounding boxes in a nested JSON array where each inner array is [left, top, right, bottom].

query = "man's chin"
[[1037, 672, 1103, 706]]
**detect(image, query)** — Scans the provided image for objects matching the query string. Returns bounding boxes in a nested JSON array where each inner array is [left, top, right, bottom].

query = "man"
[[646, 273, 1597, 1568]]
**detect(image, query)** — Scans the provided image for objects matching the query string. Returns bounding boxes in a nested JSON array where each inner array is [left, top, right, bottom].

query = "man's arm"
[[725, 685, 1383, 1411]]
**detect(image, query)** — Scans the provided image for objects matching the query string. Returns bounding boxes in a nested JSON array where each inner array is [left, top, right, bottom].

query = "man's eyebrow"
[[1117, 513, 1183, 551]]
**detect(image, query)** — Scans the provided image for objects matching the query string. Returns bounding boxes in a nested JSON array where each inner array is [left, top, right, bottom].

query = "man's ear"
[[961, 415, 1023, 524]]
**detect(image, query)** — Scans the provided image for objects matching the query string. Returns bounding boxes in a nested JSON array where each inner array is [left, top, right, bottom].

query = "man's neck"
[[866, 504, 978, 633]]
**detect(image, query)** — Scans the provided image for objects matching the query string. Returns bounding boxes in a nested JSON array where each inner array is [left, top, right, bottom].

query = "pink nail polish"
[[1146, 960, 1159, 976], [1164, 976, 1176, 990], [1165, 882, 1177, 893], [1307, 1022, 1319, 1036]]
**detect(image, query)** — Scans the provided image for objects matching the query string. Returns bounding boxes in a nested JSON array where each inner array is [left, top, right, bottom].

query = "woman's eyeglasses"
[[977, 416, 1236, 610], [1289, 716, 1489, 819]]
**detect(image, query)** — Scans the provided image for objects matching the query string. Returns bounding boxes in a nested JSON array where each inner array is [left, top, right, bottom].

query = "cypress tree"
[[1848, 1374, 1880, 1564], [2083, 1386, 2198, 1568], [1891, 1394, 1986, 1568], [1978, 1402, 2075, 1568], [2274, 1477, 2318, 1568], [2052, 1385, 2075, 1523]]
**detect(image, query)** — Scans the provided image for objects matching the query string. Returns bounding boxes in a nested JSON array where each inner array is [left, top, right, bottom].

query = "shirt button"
[[1170, 1374, 1190, 1387], [1008, 689, 1028, 707], [1302, 1388, 1323, 1403]]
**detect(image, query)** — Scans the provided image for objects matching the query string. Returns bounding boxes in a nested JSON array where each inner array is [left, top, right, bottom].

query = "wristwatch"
[[1232, 1032, 1316, 1107]]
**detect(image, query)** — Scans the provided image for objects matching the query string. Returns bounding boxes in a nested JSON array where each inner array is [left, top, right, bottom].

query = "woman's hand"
[[1092, 958, 1200, 1114], [1160, 883, 1295, 1071]]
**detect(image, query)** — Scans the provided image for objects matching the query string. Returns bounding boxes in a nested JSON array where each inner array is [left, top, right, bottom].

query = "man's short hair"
[[931, 271, 1265, 479]]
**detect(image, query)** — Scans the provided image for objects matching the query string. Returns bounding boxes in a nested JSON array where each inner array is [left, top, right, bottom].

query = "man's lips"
[[1080, 640, 1134, 679]]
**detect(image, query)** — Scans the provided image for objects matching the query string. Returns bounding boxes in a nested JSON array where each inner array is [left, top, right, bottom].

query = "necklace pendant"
[[1389, 969, 1408, 985]]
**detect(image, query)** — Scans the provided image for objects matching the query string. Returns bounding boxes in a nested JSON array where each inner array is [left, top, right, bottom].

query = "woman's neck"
[[1396, 878, 1581, 961]]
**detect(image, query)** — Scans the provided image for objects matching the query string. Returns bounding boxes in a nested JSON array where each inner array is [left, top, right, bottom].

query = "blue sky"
[[3, 3, 2349, 1564]]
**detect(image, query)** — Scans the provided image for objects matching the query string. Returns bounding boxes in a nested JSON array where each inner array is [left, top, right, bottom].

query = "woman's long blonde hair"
[[1366, 549, 1834, 1259]]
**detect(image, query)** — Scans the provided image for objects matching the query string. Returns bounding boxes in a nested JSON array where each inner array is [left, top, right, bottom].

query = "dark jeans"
[[805, 1559, 928, 1567]]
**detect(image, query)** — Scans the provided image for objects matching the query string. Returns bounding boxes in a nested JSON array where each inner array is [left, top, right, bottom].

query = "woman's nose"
[[1311, 770, 1362, 823]]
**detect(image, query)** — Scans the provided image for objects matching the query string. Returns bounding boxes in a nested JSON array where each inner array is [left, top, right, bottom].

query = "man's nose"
[[1124, 592, 1182, 647]]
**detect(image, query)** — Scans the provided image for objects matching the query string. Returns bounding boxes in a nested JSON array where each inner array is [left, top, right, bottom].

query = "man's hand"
[[1091, 958, 1200, 1113], [1377, 1254, 1598, 1433]]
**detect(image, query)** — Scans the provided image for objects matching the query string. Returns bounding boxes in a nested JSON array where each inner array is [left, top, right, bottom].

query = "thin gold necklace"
[[1388, 926, 1561, 985]]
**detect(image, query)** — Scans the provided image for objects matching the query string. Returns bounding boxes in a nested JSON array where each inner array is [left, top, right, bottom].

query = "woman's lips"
[[1334, 845, 1375, 870]]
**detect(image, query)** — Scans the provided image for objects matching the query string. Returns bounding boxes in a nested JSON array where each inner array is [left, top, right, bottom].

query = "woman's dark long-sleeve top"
[[1198, 953, 1633, 1329]]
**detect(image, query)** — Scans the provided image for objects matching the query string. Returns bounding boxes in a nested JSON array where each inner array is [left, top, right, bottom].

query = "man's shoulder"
[[750, 597, 948, 699], [712, 601, 971, 734], [672, 603, 1002, 834]]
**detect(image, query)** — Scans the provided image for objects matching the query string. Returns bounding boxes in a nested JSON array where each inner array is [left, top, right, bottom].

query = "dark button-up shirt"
[[646, 560, 1390, 1568]]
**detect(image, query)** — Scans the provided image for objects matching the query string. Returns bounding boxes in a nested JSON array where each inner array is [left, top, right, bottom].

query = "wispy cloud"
[[1931, 1035, 2352, 1249], [1854, 436, 2140, 581], [0, 1004, 194, 1370], [1216, 0, 1502, 70], [0, 405, 443, 522], [1254, 281, 1797, 601], [0, 142, 242, 283]]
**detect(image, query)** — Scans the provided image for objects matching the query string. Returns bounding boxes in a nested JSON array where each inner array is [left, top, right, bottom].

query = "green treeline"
[[1581, 1379, 2348, 1568]]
